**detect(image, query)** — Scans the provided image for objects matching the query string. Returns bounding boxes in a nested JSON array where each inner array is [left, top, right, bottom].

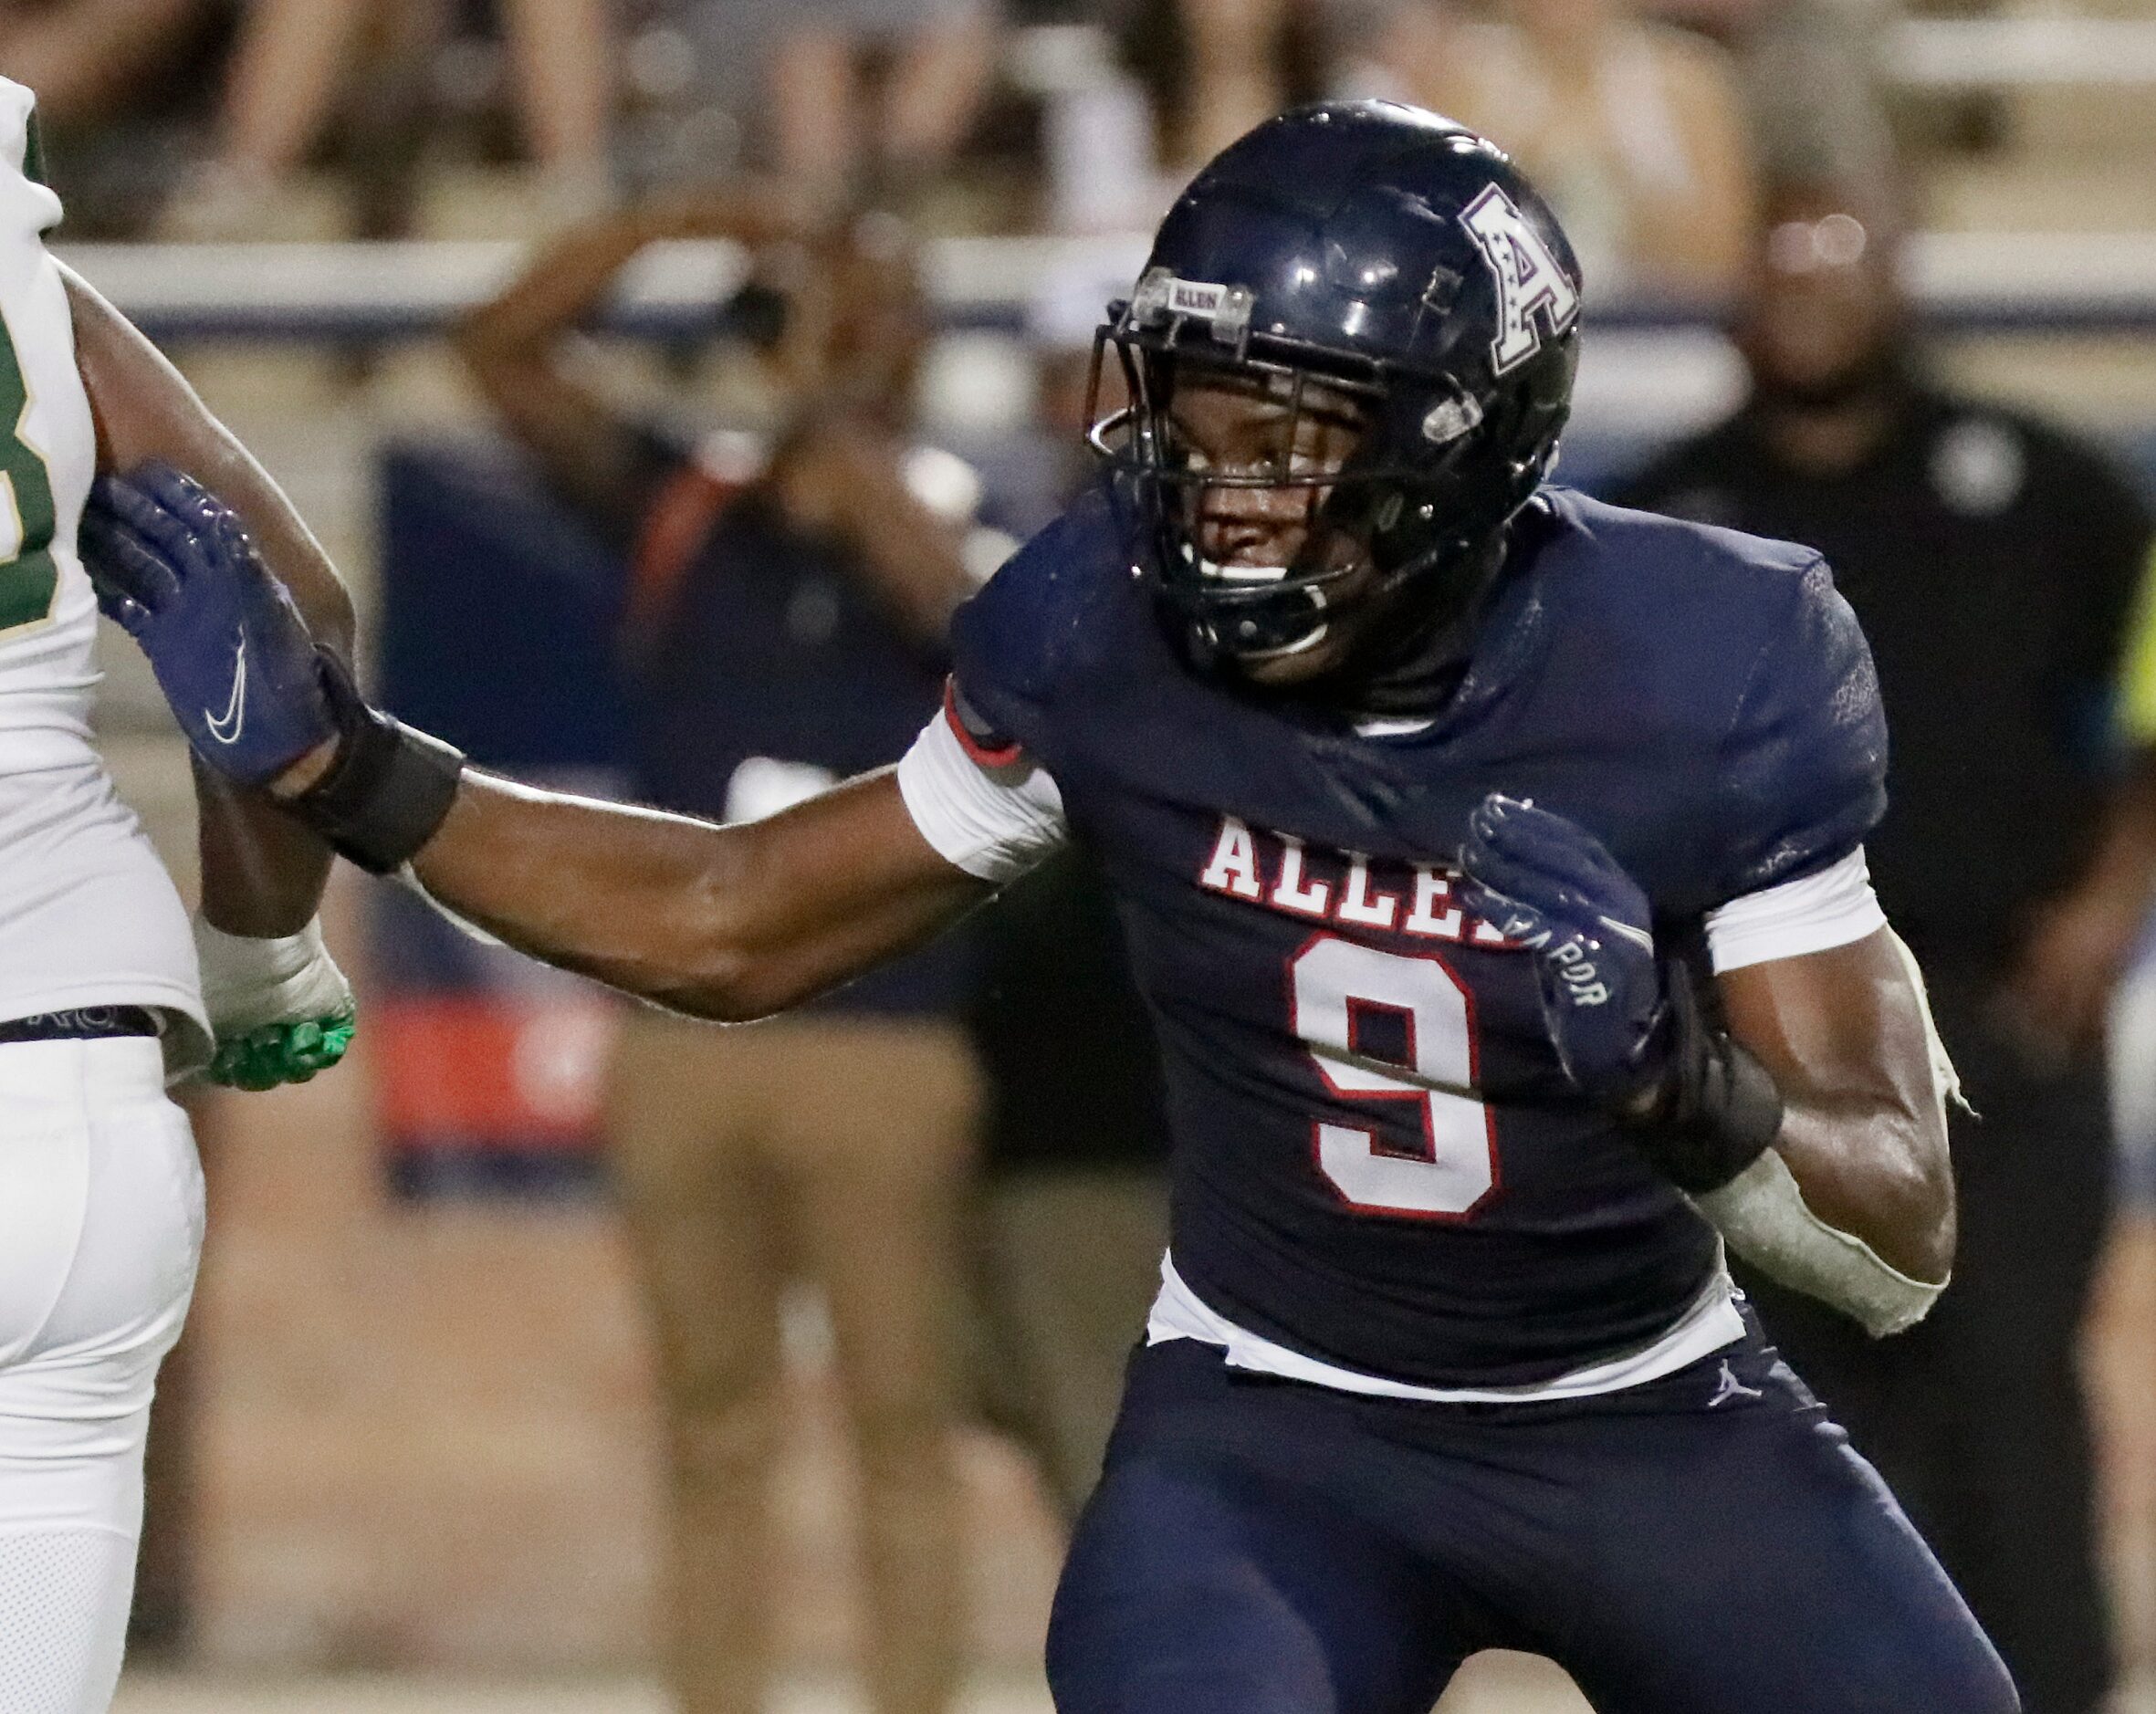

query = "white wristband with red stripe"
[[895, 705, 1068, 883]]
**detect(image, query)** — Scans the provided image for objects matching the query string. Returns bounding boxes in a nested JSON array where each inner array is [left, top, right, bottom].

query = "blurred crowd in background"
[[5, 1, 2155, 1712], [0, 0, 1962, 280]]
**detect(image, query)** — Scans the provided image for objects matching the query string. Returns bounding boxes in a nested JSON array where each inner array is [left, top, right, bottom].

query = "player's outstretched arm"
[[83, 465, 993, 1020], [67, 267, 361, 1085], [405, 768, 989, 1019]]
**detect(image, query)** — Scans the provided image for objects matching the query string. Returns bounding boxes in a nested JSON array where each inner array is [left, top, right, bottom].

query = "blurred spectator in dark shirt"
[[1620, 180, 2156, 1714], [459, 195, 989, 1714], [966, 845, 1170, 1519], [1377, 0, 1754, 292]]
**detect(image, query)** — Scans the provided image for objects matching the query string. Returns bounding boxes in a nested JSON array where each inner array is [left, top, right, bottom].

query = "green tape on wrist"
[[207, 1001, 358, 1091]]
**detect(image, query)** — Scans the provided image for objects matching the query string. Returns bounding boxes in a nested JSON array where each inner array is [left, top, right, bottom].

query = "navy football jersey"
[[946, 482, 1887, 1389]]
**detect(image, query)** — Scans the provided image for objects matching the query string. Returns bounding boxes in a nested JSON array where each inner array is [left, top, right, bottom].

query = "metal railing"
[[53, 229, 2156, 343]]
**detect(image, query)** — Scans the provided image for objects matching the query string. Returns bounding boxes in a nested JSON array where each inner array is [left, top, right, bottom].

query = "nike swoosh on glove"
[[83, 463, 337, 788], [1455, 793, 1672, 1113]]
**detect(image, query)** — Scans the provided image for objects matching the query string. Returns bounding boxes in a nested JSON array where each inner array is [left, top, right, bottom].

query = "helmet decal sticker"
[[1132, 268, 1256, 345], [1459, 184, 1582, 375]]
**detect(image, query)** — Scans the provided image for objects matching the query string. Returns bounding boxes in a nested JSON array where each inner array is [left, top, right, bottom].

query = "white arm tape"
[[1693, 1149, 1944, 1338], [895, 711, 1070, 883], [1705, 846, 1887, 974], [192, 914, 354, 1031], [1694, 919, 1957, 1339]]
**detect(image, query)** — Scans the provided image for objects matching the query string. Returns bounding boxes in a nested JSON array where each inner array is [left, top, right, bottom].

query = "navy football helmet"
[[1089, 101, 1582, 674]]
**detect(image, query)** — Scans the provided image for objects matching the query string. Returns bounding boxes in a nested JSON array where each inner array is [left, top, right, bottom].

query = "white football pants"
[[0, 1038, 201, 1714]]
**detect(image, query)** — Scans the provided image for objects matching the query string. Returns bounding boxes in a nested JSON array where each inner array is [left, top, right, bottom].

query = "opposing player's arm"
[[66, 270, 354, 674], [81, 461, 1019, 1019], [405, 767, 992, 1018], [66, 265, 354, 938], [67, 267, 361, 1085], [1711, 929, 1954, 1297]]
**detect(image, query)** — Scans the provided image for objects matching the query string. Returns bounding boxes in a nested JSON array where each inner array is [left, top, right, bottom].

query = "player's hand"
[[1457, 794, 1670, 1113], [82, 463, 339, 789], [192, 914, 357, 1089]]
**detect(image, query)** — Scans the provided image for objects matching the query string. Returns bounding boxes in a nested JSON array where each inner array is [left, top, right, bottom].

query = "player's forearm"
[[66, 267, 357, 656], [194, 765, 335, 936], [67, 265, 352, 930], [1708, 931, 1957, 1329], [1764, 1094, 1954, 1284], [407, 768, 985, 1019]]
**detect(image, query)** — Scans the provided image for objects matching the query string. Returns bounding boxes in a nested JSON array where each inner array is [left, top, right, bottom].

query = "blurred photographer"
[[1621, 181, 2156, 1714], [458, 196, 987, 1714]]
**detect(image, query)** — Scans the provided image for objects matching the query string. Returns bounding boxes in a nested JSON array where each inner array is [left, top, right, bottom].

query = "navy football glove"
[[1456, 794, 1669, 1112], [85, 464, 466, 873], [1457, 793, 1784, 1193], [84, 464, 337, 789]]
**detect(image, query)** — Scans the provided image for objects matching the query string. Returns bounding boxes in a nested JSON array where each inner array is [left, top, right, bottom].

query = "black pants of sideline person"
[[1742, 981, 2117, 1714]]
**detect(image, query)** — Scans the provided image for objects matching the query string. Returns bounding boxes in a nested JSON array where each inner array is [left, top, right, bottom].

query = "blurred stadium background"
[[13, 0, 2153, 1707]]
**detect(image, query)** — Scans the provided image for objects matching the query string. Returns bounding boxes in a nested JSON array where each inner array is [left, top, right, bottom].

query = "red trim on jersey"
[[943, 678, 1026, 768]]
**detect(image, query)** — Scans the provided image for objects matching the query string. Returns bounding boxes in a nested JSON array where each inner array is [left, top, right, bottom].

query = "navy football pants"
[[1047, 1326, 2018, 1713]]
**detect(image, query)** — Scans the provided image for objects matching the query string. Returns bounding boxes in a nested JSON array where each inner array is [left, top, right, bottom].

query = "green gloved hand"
[[193, 915, 358, 1091], [207, 1000, 357, 1090]]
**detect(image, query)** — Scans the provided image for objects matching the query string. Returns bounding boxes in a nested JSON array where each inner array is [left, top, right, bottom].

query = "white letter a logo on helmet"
[[1460, 184, 1581, 374]]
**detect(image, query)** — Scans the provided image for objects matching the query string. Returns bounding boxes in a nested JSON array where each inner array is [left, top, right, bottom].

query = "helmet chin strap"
[[1186, 505, 1514, 700], [1330, 529, 1513, 716], [1194, 583, 1333, 664]]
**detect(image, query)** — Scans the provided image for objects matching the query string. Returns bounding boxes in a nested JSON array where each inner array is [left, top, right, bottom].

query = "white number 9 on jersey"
[[1290, 935, 1499, 1218]]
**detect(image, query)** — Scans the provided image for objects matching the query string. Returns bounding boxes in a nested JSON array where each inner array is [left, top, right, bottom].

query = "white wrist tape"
[[192, 915, 354, 1033], [1692, 1150, 1944, 1338]]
